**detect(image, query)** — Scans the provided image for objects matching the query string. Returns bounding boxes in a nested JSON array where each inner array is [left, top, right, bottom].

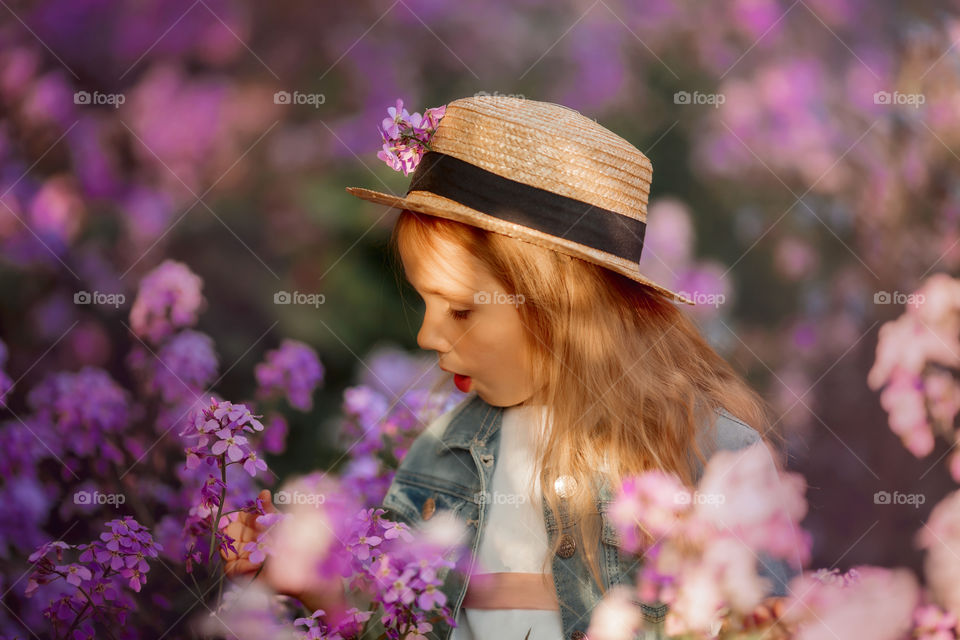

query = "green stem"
[[207, 456, 228, 565]]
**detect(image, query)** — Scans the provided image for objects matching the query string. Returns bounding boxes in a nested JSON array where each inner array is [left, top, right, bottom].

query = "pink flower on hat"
[[376, 99, 446, 176]]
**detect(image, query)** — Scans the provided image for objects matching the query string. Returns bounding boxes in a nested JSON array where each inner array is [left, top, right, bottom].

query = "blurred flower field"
[[2, 0, 960, 637]]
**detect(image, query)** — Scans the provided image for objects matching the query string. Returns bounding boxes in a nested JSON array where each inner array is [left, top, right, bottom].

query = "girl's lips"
[[453, 373, 472, 393]]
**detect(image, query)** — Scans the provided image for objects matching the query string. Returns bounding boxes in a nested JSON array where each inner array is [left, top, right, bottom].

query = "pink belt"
[[462, 572, 560, 610]]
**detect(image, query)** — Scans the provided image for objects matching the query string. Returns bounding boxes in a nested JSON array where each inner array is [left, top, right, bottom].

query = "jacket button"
[[556, 533, 576, 558], [571, 631, 587, 640], [422, 497, 436, 520]]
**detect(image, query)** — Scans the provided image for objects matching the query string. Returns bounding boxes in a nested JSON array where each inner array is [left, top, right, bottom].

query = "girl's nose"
[[416, 307, 451, 353]]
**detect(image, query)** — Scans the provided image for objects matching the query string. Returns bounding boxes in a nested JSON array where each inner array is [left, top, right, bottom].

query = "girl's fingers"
[[226, 557, 263, 576], [259, 489, 276, 514]]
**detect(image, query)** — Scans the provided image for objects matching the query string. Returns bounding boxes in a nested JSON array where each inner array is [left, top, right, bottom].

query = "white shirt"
[[450, 403, 564, 640]]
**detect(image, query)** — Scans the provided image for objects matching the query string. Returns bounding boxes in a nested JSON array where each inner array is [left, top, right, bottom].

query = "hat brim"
[[346, 186, 695, 306]]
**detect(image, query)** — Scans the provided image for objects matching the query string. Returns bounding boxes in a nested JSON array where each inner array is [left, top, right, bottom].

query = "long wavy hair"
[[390, 208, 780, 595]]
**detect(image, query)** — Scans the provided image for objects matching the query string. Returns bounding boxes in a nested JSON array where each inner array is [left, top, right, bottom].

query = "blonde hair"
[[390, 209, 780, 596]]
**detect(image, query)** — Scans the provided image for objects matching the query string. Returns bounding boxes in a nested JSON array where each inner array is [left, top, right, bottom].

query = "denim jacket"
[[365, 392, 796, 640]]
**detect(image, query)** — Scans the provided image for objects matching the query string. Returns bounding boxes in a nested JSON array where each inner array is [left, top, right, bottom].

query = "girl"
[[224, 96, 796, 639]]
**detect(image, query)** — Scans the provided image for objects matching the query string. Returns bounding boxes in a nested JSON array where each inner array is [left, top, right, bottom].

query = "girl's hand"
[[221, 489, 275, 580], [220, 489, 350, 620], [742, 596, 791, 634]]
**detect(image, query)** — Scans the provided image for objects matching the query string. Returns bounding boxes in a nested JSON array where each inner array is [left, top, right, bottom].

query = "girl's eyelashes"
[[447, 308, 472, 321]]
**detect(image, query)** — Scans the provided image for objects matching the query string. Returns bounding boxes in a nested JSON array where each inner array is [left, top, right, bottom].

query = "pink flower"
[[879, 371, 934, 456], [610, 471, 690, 551], [375, 99, 446, 176], [783, 566, 919, 640], [587, 585, 643, 640], [914, 603, 958, 640], [696, 442, 809, 563], [129, 260, 206, 345], [917, 490, 960, 619]]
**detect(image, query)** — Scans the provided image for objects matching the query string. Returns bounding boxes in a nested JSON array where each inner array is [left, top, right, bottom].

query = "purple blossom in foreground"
[[25, 517, 161, 637], [255, 339, 324, 411], [178, 396, 270, 572], [180, 397, 266, 475], [254, 473, 461, 637], [129, 259, 206, 345], [376, 99, 446, 175], [294, 607, 373, 640]]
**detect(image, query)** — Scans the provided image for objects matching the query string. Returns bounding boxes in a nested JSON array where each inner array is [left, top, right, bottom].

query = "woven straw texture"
[[347, 95, 694, 305]]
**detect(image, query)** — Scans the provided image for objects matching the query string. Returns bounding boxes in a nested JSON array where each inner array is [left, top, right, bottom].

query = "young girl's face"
[[401, 235, 537, 407]]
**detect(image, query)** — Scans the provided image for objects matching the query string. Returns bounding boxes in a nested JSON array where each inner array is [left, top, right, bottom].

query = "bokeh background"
[[2, 0, 960, 633]]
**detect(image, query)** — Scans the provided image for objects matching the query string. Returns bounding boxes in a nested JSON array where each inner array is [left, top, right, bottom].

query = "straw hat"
[[346, 95, 694, 305]]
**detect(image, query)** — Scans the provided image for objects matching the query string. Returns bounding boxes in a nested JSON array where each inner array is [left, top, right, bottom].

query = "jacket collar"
[[438, 392, 504, 451]]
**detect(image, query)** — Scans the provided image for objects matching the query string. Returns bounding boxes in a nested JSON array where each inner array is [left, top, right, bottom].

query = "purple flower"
[[180, 397, 266, 470], [350, 533, 383, 561], [417, 582, 446, 611], [26, 367, 131, 459], [129, 259, 206, 344], [56, 563, 92, 587], [152, 330, 218, 402], [211, 429, 248, 461], [375, 99, 446, 176], [254, 339, 324, 411], [242, 538, 269, 565], [383, 568, 417, 605], [261, 413, 288, 454], [242, 452, 268, 477]]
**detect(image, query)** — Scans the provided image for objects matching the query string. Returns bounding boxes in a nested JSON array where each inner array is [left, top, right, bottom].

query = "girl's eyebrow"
[[410, 282, 475, 301]]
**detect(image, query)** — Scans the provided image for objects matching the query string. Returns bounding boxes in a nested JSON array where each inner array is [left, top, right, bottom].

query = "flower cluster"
[[868, 274, 960, 479], [26, 367, 132, 466], [781, 566, 920, 640], [25, 518, 162, 639], [605, 442, 811, 637], [247, 473, 463, 639], [153, 330, 218, 402], [181, 397, 268, 477], [376, 99, 446, 175], [294, 607, 373, 640], [344, 507, 457, 637], [255, 339, 324, 411], [129, 259, 207, 345], [339, 385, 463, 508], [917, 489, 960, 624]]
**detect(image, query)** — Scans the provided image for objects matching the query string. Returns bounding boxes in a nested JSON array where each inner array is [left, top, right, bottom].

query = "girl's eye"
[[447, 308, 472, 321]]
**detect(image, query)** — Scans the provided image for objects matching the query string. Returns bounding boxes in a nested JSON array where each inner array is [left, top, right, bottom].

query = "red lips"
[[440, 364, 472, 393], [453, 373, 472, 393]]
